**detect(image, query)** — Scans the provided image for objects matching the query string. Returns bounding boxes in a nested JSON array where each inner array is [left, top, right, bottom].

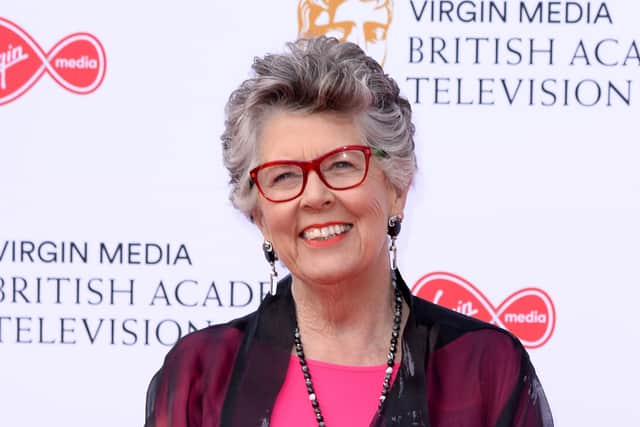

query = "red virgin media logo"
[[412, 272, 556, 349], [0, 17, 106, 106]]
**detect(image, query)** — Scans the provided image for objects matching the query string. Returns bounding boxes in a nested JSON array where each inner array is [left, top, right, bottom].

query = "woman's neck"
[[291, 258, 407, 366]]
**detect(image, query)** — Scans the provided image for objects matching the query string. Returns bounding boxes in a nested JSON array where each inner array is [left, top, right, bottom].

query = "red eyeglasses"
[[249, 145, 372, 203]]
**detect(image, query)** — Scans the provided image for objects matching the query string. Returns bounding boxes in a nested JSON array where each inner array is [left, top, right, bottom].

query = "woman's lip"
[[302, 232, 348, 248], [300, 221, 352, 234]]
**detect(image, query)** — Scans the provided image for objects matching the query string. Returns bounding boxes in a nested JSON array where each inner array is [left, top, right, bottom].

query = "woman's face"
[[252, 111, 407, 286]]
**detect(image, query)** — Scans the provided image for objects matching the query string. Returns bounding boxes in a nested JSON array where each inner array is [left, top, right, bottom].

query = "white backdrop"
[[1, 1, 639, 426]]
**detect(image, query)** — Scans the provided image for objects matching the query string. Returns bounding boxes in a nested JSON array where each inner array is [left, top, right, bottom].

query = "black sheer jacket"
[[145, 272, 554, 427]]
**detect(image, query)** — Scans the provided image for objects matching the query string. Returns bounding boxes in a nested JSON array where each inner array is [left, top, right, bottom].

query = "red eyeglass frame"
[[249, 145, 372, 203]]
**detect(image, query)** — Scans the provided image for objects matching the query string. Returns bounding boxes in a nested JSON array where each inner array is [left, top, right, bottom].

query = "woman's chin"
[[291, 257, 368, 288]]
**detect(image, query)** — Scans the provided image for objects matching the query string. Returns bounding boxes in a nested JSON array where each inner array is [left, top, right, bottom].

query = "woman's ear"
[[392, 185, 409, 215], [386, 177, 409, 217], [251, 204, 270, 241]]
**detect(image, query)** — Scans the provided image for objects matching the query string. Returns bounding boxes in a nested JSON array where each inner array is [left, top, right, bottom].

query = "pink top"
[[270, 355, 400, 426]]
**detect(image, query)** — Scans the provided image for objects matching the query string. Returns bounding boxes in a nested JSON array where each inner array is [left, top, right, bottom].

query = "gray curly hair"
[[221, 36, 416, 219]]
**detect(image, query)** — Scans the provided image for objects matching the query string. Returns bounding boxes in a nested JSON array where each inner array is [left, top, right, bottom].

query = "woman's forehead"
[[256, 111, 366, 161]]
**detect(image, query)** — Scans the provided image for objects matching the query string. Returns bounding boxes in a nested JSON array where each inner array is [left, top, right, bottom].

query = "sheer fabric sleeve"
[[496, 347, 554, 427], [144, 326, 242, 427], [426, 327, 553, 427], [482, 330, 554, 427]]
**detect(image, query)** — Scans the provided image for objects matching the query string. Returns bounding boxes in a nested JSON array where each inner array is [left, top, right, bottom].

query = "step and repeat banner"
[[1, 1, 639, 426]]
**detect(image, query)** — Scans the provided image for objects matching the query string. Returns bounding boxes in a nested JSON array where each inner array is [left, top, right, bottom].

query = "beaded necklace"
[[292, 285, 403, 426]]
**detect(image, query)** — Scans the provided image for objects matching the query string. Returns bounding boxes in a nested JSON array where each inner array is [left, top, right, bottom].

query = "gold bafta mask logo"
[[298, 0, 393, 66]]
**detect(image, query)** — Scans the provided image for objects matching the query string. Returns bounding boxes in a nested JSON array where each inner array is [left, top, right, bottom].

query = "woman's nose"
[[299, 171, 334, 209]]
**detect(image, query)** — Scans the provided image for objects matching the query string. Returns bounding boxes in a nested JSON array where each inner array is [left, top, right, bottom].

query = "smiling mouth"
[[300, 224, 353, 241]]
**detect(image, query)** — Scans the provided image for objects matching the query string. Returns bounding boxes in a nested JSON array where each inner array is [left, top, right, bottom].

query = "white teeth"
[[302, 224, 352, 240]]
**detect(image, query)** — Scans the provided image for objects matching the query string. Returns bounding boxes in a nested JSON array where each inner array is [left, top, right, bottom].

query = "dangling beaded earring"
[[387, 215, 402, 271], [262, 240, 278, 295]]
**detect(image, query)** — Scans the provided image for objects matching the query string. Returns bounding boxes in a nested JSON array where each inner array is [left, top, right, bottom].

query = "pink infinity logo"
[[412, 272, 556, 349], [0, 17, 106, 106]]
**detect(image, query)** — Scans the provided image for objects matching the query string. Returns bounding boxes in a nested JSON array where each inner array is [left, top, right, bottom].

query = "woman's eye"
[[272, 172, 298, 184], [330, 161, 355, 170]]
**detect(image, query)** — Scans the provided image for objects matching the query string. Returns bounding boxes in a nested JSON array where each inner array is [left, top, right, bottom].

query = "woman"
[[145, 37, 553, 427]]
